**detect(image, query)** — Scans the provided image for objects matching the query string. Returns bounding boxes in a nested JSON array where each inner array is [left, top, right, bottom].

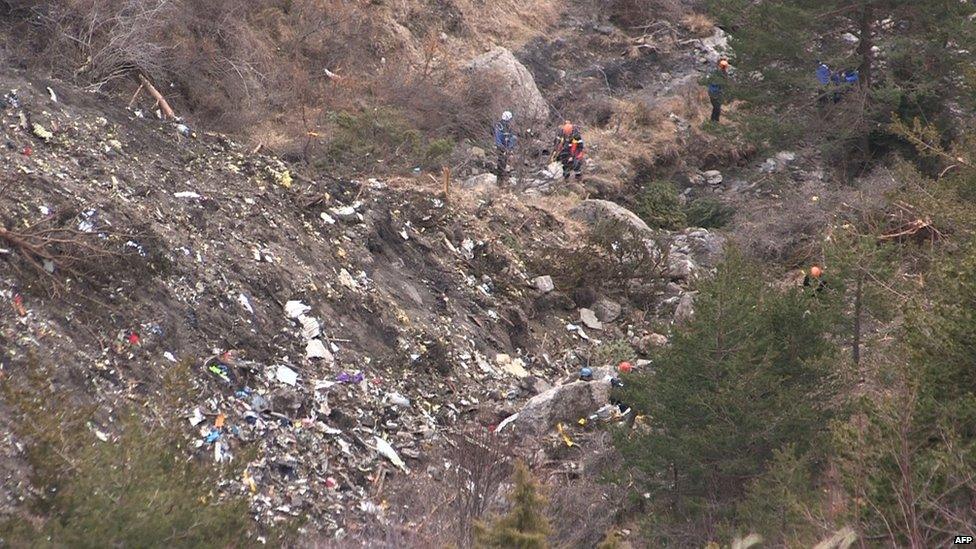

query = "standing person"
[[705, 57, 730, 122], [493, 111, 517, 177], [553, 120, 585, 181], [816, 61, 832, 105]]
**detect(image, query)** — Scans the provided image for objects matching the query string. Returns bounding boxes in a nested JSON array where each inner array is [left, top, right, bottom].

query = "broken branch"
[[137, 73, 175, 119]]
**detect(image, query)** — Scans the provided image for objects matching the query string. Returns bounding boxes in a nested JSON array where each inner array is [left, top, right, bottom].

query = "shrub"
[[0, 361, 269, 547], [475, 461, 551, 548], [635, 180, 686, 230], [684, 197, 735, 228], [608, 0, 686, 26], [680, 13, 715, 38], [592, 339, 635, 368], [425, 137, 456, 165]]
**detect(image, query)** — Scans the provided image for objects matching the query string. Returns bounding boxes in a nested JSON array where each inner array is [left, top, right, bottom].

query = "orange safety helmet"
[[810, 265, 823, 278], [718, 58, 730, 71], [561, 121, 575, 136]]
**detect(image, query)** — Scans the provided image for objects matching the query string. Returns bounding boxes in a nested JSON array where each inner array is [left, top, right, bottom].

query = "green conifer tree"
[[474, 461, 551, 549], [708, 0, 976, 168], [615, 252, 839, 544]]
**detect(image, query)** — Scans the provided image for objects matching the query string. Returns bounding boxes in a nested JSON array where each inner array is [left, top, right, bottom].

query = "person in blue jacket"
[[493, 111, 517, 176], [816, 61, 831, 105]]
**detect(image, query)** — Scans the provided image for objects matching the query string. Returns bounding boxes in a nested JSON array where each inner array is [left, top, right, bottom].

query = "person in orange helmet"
[[803, 265, 827, 292], [705, 57, 730, 122], [553, 120, 585, 181]]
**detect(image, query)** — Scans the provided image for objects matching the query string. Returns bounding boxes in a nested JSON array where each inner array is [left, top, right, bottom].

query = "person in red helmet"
[[552, 120, 585, 181]]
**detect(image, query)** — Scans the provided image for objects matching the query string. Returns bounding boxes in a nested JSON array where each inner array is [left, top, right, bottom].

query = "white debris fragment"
[[163, 351, 177, 363], [276, 364, 299, 386], [189, 408, 206, 426], [284, 300, 311, 319], [495, 413, 519, 433], [299, 316, 321, 340], [174, 191, 201, 199], [238, 293, 254, 314], [305, 339, 334, 362], [374, 436, 409, 472], [386, 392, 411, 408]]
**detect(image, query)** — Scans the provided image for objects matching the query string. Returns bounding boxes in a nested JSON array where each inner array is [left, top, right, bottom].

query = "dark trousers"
[[709, 94, 723, 122], [496, 147, 509, 176], [559, 154, 582, 180]]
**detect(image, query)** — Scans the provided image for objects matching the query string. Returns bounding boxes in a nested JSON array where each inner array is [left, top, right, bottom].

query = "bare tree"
[[450, 429, 514, 547]]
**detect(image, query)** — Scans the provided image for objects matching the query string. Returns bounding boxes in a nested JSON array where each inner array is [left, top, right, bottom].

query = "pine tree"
[[708, 0, 976, 169], [615, 252, 839, 544], [474, 461, 551, 549], [831, 228, 976, 545]]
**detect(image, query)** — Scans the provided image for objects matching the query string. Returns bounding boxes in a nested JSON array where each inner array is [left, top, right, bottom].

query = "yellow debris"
[[556, 422, 575, 447]]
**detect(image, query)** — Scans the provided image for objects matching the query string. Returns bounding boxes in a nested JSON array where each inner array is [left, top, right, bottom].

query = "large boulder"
[[593, 297, 622, 323], [464, 47, 548, 123], [514, 380, 611, 434], [569, 199, 654, 239]]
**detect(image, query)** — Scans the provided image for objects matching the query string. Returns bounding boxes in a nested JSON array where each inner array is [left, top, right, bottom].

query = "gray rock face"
[[647, 333, 668, 348], [760, 150, 797, 173], [593, 297, 622, 323], [667, 228, 726, 281], [464, 47, 549, 123], [514, 379, 611, 434], [666, 252, 696, 280], [520, 375, 552, 396], [569, 199, 656, 240], [674, 292, 697, 325], [462, 173, 499, 189], [702, 170, 723, 186], [696, 27, 730, 64]]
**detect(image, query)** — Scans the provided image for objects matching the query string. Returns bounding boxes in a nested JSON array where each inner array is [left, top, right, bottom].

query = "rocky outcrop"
[[462, 173, 499, 189], [569, 199, 656, 239], [513, 379, 611, 434], [666, 228, 726, 281], [674, 292, 697, 325], [465, 47, 549, 123]]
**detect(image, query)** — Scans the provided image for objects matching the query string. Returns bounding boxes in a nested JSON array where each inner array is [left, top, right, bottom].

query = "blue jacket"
[[816, 63, 831, 85], [494, 121, 516, 150]]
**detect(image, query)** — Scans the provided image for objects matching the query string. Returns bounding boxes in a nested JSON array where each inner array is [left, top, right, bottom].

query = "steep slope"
[[0, 70, 584, 531]]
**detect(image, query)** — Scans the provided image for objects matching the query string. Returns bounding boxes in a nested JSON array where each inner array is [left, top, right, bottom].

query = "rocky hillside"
[[6, 0, 951, 545], [0, 47, 727, 541]]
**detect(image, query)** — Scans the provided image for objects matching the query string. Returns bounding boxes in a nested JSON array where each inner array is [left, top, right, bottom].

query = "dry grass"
[[582, 84, 708, 183], [7, 0, 564, 165], [681, 13, 716, 38]]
